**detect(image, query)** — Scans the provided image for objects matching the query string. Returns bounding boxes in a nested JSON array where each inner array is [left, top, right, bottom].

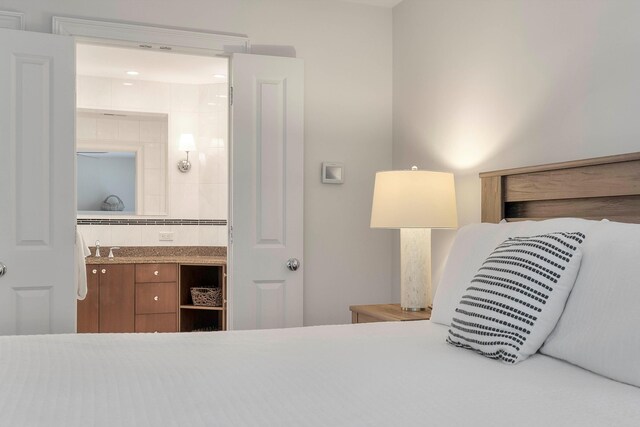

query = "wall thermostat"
[[322, 162, 344, 184]]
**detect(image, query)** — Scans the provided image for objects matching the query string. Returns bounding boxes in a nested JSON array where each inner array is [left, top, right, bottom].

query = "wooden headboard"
[[480, 152, 640, 224]]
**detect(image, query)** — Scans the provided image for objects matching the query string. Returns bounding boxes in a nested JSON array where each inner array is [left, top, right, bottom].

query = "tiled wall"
[[76, 75, 228, 247]]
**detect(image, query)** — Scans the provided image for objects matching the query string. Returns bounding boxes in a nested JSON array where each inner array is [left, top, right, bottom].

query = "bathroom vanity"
[[78, 247, 227, 333]]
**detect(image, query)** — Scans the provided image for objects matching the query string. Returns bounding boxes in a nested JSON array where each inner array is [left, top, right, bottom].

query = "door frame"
[[52, 16, 246, 328], [52, 17, 250, 54]]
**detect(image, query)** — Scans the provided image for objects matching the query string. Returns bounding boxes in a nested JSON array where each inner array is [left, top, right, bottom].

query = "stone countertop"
[[85, 246, 226, 266], [85, 256, 226, 265]]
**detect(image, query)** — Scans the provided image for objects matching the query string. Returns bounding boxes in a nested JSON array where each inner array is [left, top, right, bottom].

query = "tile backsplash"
[[78, 223, 228, 247]]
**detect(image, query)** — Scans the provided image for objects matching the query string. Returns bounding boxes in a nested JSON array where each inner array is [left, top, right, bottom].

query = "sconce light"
[[177, 133, 196, 173]]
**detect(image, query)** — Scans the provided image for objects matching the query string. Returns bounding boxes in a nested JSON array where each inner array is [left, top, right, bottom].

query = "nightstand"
[[349, 304, 431, 324]]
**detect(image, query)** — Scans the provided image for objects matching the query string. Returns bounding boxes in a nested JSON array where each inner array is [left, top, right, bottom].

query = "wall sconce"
[[177, 133, 196, 173]]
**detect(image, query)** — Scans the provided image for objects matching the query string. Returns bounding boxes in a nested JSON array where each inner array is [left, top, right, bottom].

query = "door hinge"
[[229, 225, 233, 244], [230, 86, 234, 106]]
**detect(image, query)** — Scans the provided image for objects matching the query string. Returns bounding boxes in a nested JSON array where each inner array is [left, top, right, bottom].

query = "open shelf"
[[178, 263, 226, 332], [180, 304, 224, 311]]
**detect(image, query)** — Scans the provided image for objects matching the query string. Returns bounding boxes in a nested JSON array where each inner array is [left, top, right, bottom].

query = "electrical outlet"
[[159, 232, 174, 241]]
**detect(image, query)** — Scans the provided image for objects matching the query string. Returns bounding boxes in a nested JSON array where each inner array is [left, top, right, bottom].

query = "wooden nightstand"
[[349, 304, 431, 324]]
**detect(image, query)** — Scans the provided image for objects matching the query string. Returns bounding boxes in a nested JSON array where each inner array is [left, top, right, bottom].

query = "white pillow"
[[431, 218, 601, 326], [541, 221, 640, 387], [446, 231, 585, 363]]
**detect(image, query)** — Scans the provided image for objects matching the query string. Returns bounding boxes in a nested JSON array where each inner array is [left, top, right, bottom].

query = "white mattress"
[[1, 321, 639, 427]]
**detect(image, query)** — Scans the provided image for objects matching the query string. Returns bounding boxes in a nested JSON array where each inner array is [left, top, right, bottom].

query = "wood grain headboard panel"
[[479, 152, 640, 224]]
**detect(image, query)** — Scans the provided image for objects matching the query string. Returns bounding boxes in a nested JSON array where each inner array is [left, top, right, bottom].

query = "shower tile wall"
[[76, 75, 228, 247]]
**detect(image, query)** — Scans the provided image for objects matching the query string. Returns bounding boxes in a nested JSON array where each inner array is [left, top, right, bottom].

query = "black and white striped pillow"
[[446, 231, 585, 364]]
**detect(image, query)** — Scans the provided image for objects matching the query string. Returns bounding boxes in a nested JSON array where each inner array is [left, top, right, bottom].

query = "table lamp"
[[371, 167, 458, 311]]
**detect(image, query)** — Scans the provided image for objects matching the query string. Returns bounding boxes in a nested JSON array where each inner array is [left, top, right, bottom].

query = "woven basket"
[[101, 195, 125, 211], [190, 287, 222, 307]]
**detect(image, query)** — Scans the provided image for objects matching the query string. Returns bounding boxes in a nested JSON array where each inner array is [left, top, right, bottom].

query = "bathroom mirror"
[[77, 151, 137, 214], [76, 109, 168, 216]]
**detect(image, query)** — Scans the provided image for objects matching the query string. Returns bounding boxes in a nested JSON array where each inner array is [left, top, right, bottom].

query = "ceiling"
[[339, 0, 403, 7], [76, 43, 228, 85]]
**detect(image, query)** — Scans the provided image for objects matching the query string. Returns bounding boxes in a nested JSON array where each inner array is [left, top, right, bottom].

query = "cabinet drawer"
[[135, 264, 177, 283], [135, 313, 177, 333], [135, 282, 177, 314]]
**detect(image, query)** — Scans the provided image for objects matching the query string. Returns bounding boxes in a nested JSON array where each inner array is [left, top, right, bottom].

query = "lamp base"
[[400, 228, 431, 311]]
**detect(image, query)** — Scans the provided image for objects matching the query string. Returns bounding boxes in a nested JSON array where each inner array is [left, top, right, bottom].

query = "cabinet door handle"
[[92, 269, 97, 274], [154, 296, 159, 301], [101, 269, 106, 274], [154, 271, 159, 276]]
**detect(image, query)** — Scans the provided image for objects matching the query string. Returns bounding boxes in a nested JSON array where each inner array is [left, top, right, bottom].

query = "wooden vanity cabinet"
[[77, 262, 225, 334], [99, 264, 135, 333], [77, 266, 100, 333], [134, 264, 178, 333], [77, 264, 135, 333]]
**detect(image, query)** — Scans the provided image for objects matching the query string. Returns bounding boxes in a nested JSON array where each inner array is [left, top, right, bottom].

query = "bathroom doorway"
[[64, 18, 306, 333], [74, 42, 231, 333]]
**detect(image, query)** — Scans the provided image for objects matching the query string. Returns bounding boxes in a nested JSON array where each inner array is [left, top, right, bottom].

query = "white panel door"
[[230, 53, 304, 330], [0, 29, 76, 335], [0, 11, 24, 30]]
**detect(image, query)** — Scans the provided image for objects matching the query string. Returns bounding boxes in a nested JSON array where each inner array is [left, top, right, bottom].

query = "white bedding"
[[1, 321, 639, 427]]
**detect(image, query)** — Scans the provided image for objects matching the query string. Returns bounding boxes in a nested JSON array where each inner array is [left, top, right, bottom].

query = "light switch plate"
[[322, 162, 344, 184], [159, 231, 174, 241]]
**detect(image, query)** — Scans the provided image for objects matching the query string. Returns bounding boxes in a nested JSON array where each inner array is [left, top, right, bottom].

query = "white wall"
[[393, 0, 640, 296], [0, 0, 394, 326]]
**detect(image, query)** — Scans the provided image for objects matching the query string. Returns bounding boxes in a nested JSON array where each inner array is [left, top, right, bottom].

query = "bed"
[[2, 152, 640, 426], [1, 321, 639, 426]]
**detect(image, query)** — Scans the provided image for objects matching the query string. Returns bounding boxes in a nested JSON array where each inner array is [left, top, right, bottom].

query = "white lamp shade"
[[178, 133, 196, 152], [370, 169, 458, 229]]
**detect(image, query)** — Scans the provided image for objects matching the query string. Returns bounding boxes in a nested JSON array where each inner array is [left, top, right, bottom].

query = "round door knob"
[[154, 271, 159, 276], [0, 263, 7, 278], [154, 296, 159, 301], [101, 269, 106, 274], [286, 258, 301, 271], [92, 269, 97, 274]]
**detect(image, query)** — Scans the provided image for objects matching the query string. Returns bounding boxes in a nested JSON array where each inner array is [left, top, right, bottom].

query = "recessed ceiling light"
[[207, 102, 216, 106], [126, 71, 139, 76], [213, 74, 226, 78], [217, 94, 227, 98], [123, 82, 134, 86]]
